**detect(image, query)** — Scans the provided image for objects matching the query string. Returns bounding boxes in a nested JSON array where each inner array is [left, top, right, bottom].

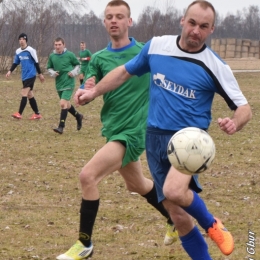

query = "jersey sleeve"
[[46, 55, 53, 69], [14, 54, 20, 65], [87, 50, 92, 57], [29, 47, 39, 63], [71, 53, 80, 66], [84, 55, 103, 83], [125, 40, 151, 77]]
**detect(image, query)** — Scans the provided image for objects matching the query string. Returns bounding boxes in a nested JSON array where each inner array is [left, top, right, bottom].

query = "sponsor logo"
[[19, 56, 29, 60], [153, 73, 196, 99]]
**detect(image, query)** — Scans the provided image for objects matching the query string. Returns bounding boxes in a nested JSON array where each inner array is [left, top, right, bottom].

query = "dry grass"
[[0, 60, 260, 260]]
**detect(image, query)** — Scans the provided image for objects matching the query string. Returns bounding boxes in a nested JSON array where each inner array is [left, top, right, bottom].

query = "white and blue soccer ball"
[[167, 127, 215, 175]]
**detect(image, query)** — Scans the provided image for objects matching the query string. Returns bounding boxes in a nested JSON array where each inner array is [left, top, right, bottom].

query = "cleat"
[[56, 240, 93, 260], [53, 126, 64, 134], [76, 114, 83, 131], [164, 223, 178, 245], [12, 112, 22, 119], [30, 113, 42, 120], [207, 217, 234, 255]]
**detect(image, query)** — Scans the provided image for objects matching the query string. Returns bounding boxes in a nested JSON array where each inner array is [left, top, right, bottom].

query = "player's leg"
[[27, 78, 42, 119], [163, 199, 212, 260], [53, 97, 69, 134], [119, 161, 178, 244], [119, 160, 172, 219], [57, 141, 126, 260], [164, 167, 234, 256], [12, 81, 31, 119], [146, 128, 211, 257], [67, 97, 83, 131], [79, 73, 84, 85]]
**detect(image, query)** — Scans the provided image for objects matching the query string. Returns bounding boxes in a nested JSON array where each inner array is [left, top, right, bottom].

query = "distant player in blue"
[[6, 33, 44, 120], [74, 1, 252, 259]]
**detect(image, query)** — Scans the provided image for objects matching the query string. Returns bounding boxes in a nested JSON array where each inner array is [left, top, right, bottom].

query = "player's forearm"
[[9, 63, 18, 72], [232, 104, 252, 131], [35, 63, 42, 74], [94, 65, 131, 97]]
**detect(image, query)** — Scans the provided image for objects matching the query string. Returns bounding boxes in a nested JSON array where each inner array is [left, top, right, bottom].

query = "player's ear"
[[128, 17, 133, 27], [210, 25, 215, 34], [180, 17, 185, 27]]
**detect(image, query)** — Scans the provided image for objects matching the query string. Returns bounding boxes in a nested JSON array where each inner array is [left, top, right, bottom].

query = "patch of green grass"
[[0, 71, 260, 259]]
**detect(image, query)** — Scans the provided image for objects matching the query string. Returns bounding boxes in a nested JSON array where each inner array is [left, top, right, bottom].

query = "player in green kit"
[[56, 1, 177, 259], [47, 37, 83, 134], [78, 41, 92, 85]]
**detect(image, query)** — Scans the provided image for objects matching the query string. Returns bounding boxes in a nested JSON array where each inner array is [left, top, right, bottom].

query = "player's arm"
[[82, 57, 91, 61], [218, 104, 252, 135], [35, 63, 44, 83], [69, 54, 81, 77], [6, 63, 18, 78], [69, 65, 80, 77], [74, 65, 132, 106], [82, 50, 92, 61]]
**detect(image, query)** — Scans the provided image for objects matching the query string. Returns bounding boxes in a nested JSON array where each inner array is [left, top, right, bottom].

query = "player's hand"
[[74, 88, 96, 106], [38, 74, 45, 83], [218, 117, 237, 135], [84, 76, 96, 89], [68, 72, 73, 77], [5, 71, 11, 78]]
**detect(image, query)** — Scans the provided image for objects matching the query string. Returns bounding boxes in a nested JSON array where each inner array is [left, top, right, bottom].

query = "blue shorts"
[[146, 127, 202, 203]]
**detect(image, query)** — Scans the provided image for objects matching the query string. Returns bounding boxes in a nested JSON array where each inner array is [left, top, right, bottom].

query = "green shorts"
[[57, 89, 74, 100], [107, 133, 145, 168], [80, 64, 88, 75]]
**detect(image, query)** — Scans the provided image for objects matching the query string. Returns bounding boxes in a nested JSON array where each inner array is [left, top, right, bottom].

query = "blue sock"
[[182, 191, 215, 231], [180, 226, 212, 260]]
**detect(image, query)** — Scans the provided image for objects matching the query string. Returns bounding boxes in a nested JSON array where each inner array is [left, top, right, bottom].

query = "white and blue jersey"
[[13, 46, 39, 81], [125, 35, 248, 131]]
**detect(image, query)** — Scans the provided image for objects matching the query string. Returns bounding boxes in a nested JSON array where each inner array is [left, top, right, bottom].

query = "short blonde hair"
[[105, 0, 131, 17]]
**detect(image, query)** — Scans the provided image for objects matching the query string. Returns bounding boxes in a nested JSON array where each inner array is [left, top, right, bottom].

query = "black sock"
[[142, 183, 173, 225], [80, 79, 83, 85], [68, 105, 80, 118], [18, 97, 27, 115], [59, 109, 68, 128], [29, 97, 40, 114], [79, 198, 100, 247]]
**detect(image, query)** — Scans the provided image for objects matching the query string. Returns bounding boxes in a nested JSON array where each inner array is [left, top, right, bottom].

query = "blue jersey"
[[125, 35, 248, 131], [13, 46, 39, 81]]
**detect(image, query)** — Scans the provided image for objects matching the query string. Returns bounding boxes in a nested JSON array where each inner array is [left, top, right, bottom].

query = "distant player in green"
[[78, 41, 92, 84], [56, 1, 177, 260], [47, 37, 83, 134]]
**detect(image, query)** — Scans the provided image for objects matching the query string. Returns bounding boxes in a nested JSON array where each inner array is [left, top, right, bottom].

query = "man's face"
[[80, 43, 86, 50], [19, 38, 27, 48], [180, 3, 215, 52], [104, 5, 132, 39], [54, 40, 65, 54]]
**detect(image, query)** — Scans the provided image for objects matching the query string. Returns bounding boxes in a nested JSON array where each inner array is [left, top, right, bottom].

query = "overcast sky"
[[88, 0, 260, 21]]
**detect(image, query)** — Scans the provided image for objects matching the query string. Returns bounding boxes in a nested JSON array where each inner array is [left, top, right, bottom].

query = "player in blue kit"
[[6, 33, 44, 120], [74, 1, 252, 259]]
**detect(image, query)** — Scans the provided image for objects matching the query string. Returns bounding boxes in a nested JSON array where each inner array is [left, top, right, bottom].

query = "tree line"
[[0, 0, 259, 72]]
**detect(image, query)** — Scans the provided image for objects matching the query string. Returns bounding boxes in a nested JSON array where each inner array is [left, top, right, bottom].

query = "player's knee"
[[79, 168, 96, 188], [163, 184, 184, 204]]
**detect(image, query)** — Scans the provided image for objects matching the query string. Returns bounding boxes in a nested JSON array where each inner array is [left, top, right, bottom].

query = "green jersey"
[[79, 49, 92, 74], [47, 49, 80, 91], [86, 38, 149, 166]]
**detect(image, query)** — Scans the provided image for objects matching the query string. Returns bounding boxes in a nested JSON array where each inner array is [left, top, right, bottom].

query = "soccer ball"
[[167, 127, 215, 175]]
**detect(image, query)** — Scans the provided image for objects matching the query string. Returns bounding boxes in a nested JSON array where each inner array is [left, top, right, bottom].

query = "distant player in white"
[[6, 33, 44, 120], [74, 1, 252, 259]]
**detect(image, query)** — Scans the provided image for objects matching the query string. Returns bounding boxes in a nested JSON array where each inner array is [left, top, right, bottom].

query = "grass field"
[[0, 61, 260, 260]]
